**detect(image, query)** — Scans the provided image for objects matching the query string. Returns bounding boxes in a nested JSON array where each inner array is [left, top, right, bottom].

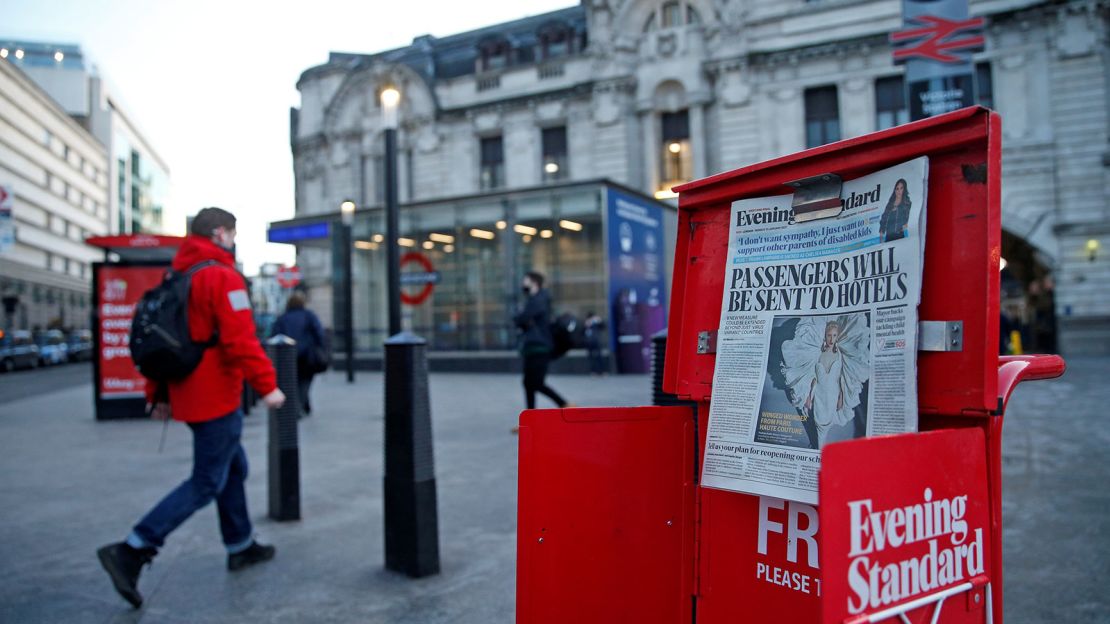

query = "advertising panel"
[[96, 265, 166, 399], [605, 187, 667, 373]]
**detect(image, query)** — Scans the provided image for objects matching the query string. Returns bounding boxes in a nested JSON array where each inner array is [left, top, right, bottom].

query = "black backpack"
[[130, 261, 219, 382], [549, 313, 578, 360]]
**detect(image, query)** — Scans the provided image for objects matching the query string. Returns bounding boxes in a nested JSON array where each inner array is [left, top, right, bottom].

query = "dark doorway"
[[1000, 230, 1056, 353]]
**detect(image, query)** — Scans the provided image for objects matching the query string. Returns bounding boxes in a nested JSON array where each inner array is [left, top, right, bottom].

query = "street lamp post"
[[340, 199, 356, 383], [379, 85, 441, 578], [381, 87, 402, 336]]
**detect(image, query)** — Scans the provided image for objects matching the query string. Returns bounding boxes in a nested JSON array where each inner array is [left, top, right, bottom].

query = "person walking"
[[513, 271, 570, 433], [271, 292, 326, 415], [97, 207, 286, 609], [584, 311, 607, 376]]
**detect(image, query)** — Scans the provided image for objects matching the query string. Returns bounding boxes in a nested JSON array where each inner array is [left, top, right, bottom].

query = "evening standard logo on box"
[[846, 487, 985, 614]]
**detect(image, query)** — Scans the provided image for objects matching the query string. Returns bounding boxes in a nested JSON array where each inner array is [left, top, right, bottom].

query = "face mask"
[[522, 286, 532, 295], [213, 230, 236, 253]]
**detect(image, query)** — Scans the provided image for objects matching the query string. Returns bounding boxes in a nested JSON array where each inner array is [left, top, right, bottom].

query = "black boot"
[[227, 540, 276, 571], [97, 542, 155, 608]]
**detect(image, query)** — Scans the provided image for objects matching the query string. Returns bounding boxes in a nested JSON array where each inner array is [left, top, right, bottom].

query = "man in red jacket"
[[98, 207, 286, 609]]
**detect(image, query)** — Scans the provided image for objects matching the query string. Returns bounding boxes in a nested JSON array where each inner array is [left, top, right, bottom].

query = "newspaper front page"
[[702, 157, 928, 505]]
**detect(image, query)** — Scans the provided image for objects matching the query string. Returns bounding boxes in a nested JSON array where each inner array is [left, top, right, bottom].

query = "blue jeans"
[[128, 409, 253, 553]]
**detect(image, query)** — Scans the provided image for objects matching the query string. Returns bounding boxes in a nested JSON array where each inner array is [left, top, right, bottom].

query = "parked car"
[[35, 330, 69, 366], [0, 330, 40, 372], [66, 330, 93, 362]]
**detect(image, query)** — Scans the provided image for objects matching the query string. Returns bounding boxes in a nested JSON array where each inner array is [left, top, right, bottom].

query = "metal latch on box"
[[919, 321, 963, 352], [787, 172, 843, 223], [697, 330, 718, 354]]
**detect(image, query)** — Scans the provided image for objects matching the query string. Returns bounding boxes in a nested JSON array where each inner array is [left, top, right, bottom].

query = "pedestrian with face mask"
[[512, 271, 572, 433], [97, 207, 285, 609]]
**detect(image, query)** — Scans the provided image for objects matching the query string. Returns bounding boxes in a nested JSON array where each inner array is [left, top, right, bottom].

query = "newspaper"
[[702, 157, 928, 505]]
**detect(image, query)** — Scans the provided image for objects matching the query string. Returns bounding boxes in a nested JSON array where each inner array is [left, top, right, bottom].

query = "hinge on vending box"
[[697, 331, 717, 354], [919, 321, 964, 352], [785, 172, 844, 223]]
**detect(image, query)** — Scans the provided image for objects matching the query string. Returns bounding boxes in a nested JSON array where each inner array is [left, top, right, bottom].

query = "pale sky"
[[5, 0, 573, 274]]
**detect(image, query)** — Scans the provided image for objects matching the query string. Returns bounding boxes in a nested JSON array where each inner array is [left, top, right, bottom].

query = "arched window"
[[478, 37, 512, 72], [661, 2, 682, 28], [538, 22, 574, 60], [643, 1, 701, 32]]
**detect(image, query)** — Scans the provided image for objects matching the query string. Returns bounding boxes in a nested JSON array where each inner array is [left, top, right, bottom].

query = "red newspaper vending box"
[[88, 235, 184, 420], [515, 107, 1064, 624]]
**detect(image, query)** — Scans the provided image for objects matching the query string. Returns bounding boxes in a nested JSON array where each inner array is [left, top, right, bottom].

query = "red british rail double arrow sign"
[[891, 15, 985, 64]]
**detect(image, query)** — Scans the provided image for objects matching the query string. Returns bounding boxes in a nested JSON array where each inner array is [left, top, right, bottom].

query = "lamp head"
[[380, 87, 401, 129], [340, 200, 356, 225]]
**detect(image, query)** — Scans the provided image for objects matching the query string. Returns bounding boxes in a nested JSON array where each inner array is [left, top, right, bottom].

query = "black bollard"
[[383, 331, 440, 577], [266, 335, 301, 521]]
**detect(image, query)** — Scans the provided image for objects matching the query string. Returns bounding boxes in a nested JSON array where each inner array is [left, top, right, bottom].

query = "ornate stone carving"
[[657, 32, 678, 58], [1055, 2, 1102, 58], [414, 124, 441, 153], [592, 79, 634, 126], [472, 110, 503, 133], [535, 100, 568, 123]]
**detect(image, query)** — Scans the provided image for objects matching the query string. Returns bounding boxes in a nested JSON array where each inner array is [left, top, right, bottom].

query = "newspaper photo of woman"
[[878, 178, 912, 242], [780, 313, 871, 449]]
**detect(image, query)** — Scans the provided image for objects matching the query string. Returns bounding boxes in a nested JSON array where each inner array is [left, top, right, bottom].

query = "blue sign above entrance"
[[268, 222, 330, 243]]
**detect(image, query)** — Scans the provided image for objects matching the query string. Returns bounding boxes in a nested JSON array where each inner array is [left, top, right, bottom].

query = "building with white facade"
[[2, 40, 172, 236], [285, 0, 1109, 355], [250, 263, 290, 317], [0, 55, 109, 330]]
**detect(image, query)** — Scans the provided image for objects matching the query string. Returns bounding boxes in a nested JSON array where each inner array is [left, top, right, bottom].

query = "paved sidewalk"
[[0, 359, 1107, 622], [0, 370, 645, 623]]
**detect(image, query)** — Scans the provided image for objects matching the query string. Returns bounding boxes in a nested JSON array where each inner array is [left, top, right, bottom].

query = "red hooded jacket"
[[145, 235, 277, 422]]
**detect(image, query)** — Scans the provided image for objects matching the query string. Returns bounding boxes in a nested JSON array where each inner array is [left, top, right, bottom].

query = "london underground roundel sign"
[[399, 252, 440, 305], [277, 266, 302, 288]]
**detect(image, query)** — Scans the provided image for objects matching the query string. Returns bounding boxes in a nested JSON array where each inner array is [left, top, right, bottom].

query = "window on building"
[[875, 76, 908, 131], [479, 136, 504, 190], [662, 1, 682, 27], [541, 126, 568, 182], [659, 110, 693, 194], [805, 86, 841, 148], [539, 24, 573, 59], [644, 2, 699, 31], [975, 62, 993, 110], [479, 38, 511, 72], [118, 156, 128, 233]]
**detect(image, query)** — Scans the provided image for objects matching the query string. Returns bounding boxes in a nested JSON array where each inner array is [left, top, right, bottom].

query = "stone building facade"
[[291, 0, 1109, 354]]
